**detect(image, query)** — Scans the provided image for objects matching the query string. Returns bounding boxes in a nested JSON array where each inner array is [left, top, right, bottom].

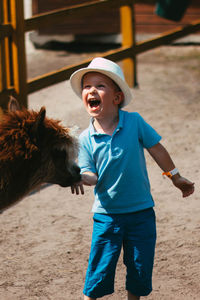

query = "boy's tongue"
[[89, 100, 101, 109]]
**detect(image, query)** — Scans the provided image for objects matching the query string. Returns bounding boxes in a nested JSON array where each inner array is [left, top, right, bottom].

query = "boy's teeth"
[[89, 100, 100, 107]]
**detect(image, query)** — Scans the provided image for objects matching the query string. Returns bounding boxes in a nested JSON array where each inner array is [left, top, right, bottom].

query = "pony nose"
[[74, 164, 81, 174], [71, 164, 81, 177]]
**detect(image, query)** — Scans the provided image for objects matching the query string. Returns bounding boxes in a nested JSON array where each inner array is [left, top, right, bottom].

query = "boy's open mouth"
[[88, 99, 101, 108]]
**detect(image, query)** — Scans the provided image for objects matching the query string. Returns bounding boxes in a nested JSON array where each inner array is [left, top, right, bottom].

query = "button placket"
[[110, 129, 123, 157]]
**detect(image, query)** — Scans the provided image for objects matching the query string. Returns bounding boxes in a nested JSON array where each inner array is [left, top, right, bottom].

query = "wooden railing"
[[0, 0, 200, 109]]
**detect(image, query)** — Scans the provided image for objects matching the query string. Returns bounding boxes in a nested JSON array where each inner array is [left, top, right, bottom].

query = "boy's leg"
[[83, 290, 140, 299], [83, 213, 123, 298], [83, 292, 140, 300], [127, 290, 140, 300], [124, 208, 156, 297], [84, 296, 96, 300]]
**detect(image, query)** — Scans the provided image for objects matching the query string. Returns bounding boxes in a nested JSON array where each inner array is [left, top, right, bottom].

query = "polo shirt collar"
[[89, 109, 125, 136]]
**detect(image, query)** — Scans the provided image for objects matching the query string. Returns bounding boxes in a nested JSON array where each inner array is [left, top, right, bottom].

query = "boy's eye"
[[83, 84, 105, 89], [83, 85, 91, 89]]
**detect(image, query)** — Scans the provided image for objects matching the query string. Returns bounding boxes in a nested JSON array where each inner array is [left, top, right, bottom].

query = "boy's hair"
[[81, 72, 122, 92]]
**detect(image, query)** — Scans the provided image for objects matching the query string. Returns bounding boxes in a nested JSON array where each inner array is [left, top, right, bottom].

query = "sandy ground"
[[0, 40, 200, 300]]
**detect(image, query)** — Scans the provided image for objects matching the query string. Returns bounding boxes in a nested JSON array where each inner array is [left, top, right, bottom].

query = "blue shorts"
[[83, 208, 156, 298]]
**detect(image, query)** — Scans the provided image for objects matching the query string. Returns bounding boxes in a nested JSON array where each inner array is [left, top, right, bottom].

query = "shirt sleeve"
[[78, 132, 97, 174], [137, 113, 162, 148]]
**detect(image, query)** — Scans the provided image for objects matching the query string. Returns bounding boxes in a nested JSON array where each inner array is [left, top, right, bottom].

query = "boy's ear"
[[114, 92, 124, 105]]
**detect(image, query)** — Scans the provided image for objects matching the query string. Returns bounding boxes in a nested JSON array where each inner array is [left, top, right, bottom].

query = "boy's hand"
[[71, 172, 98, 195], [71, 181, 84, 195], [171, 175, 195, 197]]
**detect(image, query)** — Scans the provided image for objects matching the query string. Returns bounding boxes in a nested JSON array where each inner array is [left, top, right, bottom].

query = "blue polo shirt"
[[78, 110, 161, 214]]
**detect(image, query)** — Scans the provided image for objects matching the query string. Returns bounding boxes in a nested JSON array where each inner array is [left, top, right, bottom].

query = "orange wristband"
[[162, 168, 179, 178], [162, 171, 173, 178]]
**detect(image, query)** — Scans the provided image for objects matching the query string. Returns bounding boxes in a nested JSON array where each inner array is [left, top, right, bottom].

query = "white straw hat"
[[70, 57, 132, 107]]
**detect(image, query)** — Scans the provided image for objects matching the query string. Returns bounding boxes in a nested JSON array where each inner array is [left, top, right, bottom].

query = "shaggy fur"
[[0, 99, 81, 211]]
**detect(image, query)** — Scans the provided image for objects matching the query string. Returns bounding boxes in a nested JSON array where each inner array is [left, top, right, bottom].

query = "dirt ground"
[[0, 39, 200, 300]]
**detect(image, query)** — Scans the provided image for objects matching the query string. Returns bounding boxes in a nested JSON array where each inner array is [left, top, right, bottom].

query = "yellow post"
[[0, 40, 7, 93], [10, 0, 27, 107], [3, 0, 12, 89], [0, 1, 5, 92], [120, 1, 137, 87]]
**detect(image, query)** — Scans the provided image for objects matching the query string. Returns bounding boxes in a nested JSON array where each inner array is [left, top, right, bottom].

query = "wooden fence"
[[0, 0, 200, 109]]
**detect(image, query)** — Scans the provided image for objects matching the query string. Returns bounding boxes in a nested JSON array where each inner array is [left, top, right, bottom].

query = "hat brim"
[[70, 67, 132, 108]]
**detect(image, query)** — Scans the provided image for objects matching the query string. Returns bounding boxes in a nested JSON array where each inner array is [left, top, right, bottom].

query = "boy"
[[70, 57, 194, 300]]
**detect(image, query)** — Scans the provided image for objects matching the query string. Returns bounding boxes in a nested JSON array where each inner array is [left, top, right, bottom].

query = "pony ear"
[[31, 107, 46, 145], [8, 96, 21, 112], [35, 107, 46, 130]]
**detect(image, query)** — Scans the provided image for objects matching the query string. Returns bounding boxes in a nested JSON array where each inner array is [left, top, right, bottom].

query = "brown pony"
[[0, 98, 81, 211]]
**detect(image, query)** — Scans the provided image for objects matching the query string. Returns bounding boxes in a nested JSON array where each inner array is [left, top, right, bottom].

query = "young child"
[[70, 57, 194, 300]]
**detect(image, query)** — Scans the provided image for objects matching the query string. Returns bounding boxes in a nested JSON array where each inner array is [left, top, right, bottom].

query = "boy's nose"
[[89, 86, 97, 94]]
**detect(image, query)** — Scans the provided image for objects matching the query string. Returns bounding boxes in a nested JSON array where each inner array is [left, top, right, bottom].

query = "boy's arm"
[[71, 171, 98, 195], [147, 143, 194, 198], [82, 172, 98, 186]]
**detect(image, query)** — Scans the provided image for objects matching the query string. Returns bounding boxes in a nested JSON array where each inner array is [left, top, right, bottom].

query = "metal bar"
[[136, 19, 200, 54], [3, 0, 12, 89], [0, 86, 15, 109], [0, 41, 7, 91], [120, 2, 137, 87], [27, 46, 132, 94], [0, 0, 3, 92], [24, 0, 129, 32], [0, 24, 13, 40], [10, 0, 28, 107], [0, 0, 2, 23], [0, 1, 6, 92]]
